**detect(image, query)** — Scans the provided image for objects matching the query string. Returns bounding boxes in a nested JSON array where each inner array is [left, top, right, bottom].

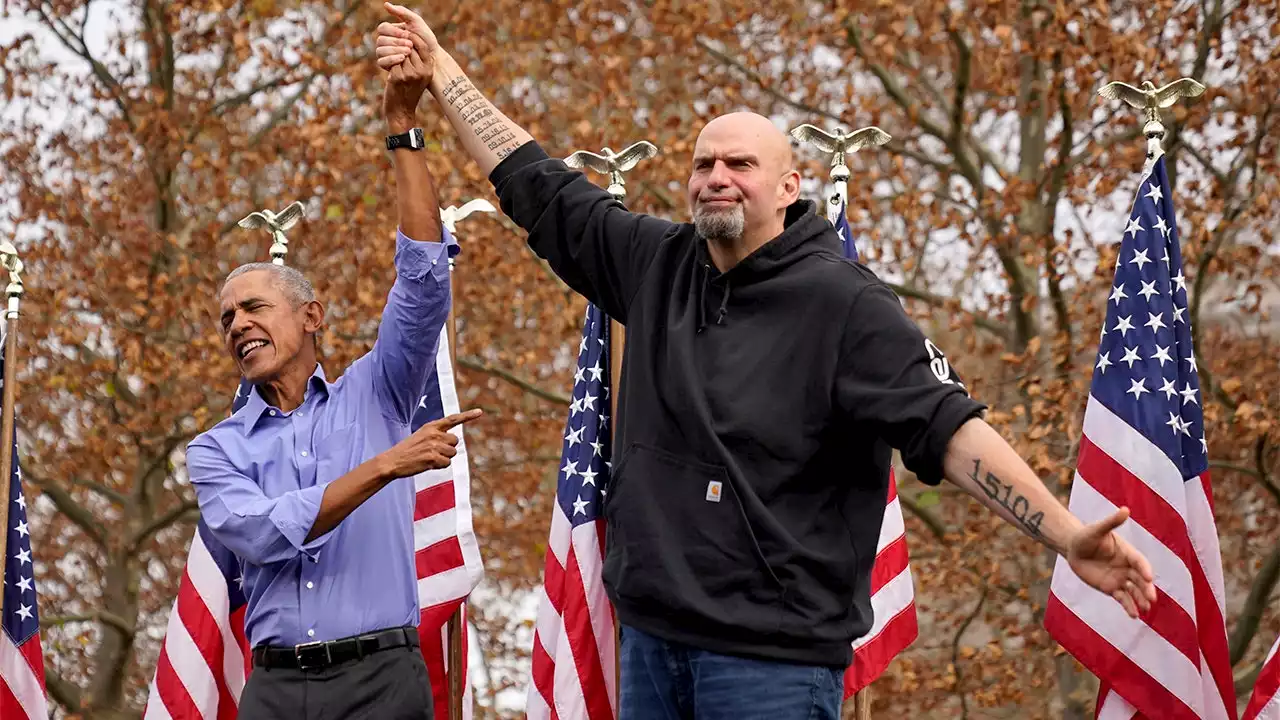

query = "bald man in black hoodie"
[[378, 8, 1156, 718]]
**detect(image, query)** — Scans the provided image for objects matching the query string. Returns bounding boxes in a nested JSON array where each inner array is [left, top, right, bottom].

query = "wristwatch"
[[386, 128, 425, 151]]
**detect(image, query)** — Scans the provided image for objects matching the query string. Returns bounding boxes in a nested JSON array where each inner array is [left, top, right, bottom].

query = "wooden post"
[[844, 686, 872, 719], [609, 318, 624, 712], [0, 245, 23, 615], [446, 257, 465, 720], [0, 322, 17, 612]]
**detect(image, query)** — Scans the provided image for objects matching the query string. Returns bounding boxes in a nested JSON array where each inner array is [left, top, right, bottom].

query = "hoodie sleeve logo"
[[924, 338, 967, 392]]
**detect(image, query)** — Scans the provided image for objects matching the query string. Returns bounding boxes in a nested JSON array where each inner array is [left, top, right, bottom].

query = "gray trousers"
[[238, 644, 434, 720]]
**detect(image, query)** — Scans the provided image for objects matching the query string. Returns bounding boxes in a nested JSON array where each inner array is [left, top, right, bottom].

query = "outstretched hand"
[[1066, 507, 1157, 618]]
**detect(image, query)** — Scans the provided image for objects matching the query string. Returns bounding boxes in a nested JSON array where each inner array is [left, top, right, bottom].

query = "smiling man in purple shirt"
[[185, 33, 477, 720]]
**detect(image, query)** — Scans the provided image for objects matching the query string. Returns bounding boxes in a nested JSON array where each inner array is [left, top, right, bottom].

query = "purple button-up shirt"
[[187, 228, 457, 648]]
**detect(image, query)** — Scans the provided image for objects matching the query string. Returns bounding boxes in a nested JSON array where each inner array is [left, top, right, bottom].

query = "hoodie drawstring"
[[696, 263, 731, 333], [697, 265, 710, 333], [716, 280, 730, 325]]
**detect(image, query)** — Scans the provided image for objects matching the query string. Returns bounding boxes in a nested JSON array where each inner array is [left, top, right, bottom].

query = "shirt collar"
[[240, 364, 330, 435]]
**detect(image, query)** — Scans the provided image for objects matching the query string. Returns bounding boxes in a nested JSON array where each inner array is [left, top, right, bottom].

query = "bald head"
[[695, 111, 794, 174], [687, 111, 801, 256]]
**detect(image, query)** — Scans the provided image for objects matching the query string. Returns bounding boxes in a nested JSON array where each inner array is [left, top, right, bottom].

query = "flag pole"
[[0, 242, 25, 614], [440, 200, 494, 720], [827, 155, 872, 720], [446, 255, 463, 720], [561, 141, 659, 716], [788, 123, 890, 720]]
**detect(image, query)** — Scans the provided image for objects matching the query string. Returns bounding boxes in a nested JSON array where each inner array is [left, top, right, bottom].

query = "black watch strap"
[[386, 128, 425, 151]]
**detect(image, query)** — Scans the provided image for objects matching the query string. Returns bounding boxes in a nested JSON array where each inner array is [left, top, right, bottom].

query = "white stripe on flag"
[[163, 609, 220, 720], [875, 494, 905, 553], [570, 519, 615, 709], [851, 570, 914, 651], [0, 632, 47, 720], [1066, 472, 1195, 615], [186, 533, 246, 700], [1050, 561, 1205, 716]]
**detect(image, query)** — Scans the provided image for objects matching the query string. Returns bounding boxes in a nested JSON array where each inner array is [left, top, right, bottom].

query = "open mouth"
[[238, 339, 269, 360]]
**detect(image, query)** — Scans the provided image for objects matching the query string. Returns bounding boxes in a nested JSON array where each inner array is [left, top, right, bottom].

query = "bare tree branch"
[[457, 356, 572, 406], [1228, 542, 1280, 665], [951, 585, 989, 720], [694, 37, 841, 125], [898, 492, 948, 542], [43, 664, 86, 715], [24, 471, 106, 546], [67, 474, 128, 507], [1235, 657, 1266, 697], [886, 281, 1011, 341], [130, 499, 199, 555], [44, 611, 138, 638]]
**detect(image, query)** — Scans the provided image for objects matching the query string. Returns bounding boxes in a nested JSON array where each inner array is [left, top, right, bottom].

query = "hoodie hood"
[[693, 199, 838, 331]]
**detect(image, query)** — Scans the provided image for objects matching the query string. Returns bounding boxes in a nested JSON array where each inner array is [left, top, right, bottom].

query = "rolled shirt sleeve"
[[187, 437, 334, 565], [362, 227, 459, 424]]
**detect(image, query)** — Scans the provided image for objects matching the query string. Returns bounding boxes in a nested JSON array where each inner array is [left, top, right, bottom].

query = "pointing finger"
[[434, 408, 483, 431]]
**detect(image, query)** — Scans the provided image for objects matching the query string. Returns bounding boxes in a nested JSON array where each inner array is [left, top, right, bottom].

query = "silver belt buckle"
[[294, 640, 331, 670]]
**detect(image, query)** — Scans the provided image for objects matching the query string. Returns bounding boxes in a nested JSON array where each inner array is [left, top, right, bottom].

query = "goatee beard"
[[693, 204, 745, 242]]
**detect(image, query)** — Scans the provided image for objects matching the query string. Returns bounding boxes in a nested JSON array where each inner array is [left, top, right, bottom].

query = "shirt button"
[[297, 410, 304, 417], [301, 450, 309, 457], [307, 629, 315, 638], [306, 581, 314, 589], [268, 410, 276, 416]]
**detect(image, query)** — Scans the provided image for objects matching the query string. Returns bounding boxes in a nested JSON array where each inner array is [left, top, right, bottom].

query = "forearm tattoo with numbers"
[[967, 459, 1044, 538], [440, 76, 520, 160]]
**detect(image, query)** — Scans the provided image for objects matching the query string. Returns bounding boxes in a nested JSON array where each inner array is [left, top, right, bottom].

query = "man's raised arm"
[[376, 3, 675, 324], [378, 5, 530, 175], [357, 27, 460, 424]]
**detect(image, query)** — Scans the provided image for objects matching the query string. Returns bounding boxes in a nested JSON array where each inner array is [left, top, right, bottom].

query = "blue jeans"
[[618, 625, 844, 720]]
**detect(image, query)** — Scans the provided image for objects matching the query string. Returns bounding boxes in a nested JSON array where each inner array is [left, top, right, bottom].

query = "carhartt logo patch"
[[705, 481, 723, 502]]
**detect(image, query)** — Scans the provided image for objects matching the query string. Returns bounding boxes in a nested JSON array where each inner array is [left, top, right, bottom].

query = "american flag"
[[1244, 635, 1280, 720], [0, 338, 49, 720], [526, 303, 616, 720], [145, 317, 482, 719], [1044, 154, 1235, 720], [831, 197, 919, 697]]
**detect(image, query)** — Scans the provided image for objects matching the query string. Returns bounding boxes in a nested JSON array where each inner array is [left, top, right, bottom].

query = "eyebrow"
[[693, 152, 759, 164], [220, 297, 267, 326]]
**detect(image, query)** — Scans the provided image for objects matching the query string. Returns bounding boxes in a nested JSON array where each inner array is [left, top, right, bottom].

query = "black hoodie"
[[491, 141, 985, 668]]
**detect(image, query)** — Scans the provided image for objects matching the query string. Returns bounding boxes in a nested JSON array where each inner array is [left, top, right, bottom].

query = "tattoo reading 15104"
[[968, 459, 1044, 537]]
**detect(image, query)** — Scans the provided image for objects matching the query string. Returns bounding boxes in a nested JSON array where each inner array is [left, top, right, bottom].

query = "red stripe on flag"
[[230, 605, 251, 680], [1078, 438, 1235, 704], [844, 600, 917, 698], [562, 539, 613, 720], [531, 633, 560, 720], [153, 645, 203, 720], [0, 675, 23, 720], [416, 536, 465, 579], [418, 616, 449, 720], [17, 640, 44, 691], [176, 568, 237, 717], [415, 482, 456, 520], [869, 535, 909, 595], [1242, 640, 1280, 720], [1044, 594, 1199, 720]]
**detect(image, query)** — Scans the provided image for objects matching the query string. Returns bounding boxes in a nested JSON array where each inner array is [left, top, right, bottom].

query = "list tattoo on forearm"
[[440, 76, 519, 159], [968, 459, 1044, 537]]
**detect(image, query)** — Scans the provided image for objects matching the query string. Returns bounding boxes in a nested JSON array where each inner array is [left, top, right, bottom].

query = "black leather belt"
[[252, 626, 419, 671]]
